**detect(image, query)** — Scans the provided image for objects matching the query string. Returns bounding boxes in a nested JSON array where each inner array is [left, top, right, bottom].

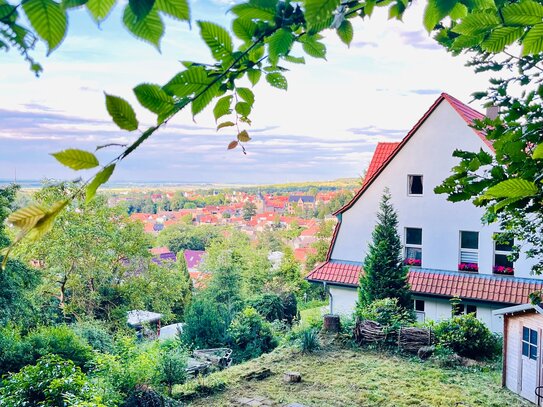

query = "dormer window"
[[408, 175, 423, 195]]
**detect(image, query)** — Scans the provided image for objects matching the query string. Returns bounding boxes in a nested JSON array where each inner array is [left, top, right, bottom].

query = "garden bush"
[[356, 297, 414, 330], [181, 295, 229, 349], [0, 324, 33, 375], [72, 319, 115, 353], [432, 313, 501, 359], [248, 292, 298, 324], [0, 355, 105, 406], [156, 348, 188, 396], [299, 327, 320, 353], [228, 307, 277, 362], [26, 325, 94, 369]]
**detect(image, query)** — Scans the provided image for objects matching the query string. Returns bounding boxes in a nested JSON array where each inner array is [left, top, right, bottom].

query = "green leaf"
[[86, 0, 116, 22], [164, 66, 210, 97], [235, 101, 251, 116], [51, 149, 100, 170], [284, 55, 305, 64], [105, 93, 139, 131], [232, 18, 257, 42], [502, 0, 543, 26], [7, 204, 48, 231], [533, 143, 543, 159], [451, 33, 485, 50], [237, 87, 255, 106], [247, 69, 262, 86], [27, 200, 69, 241], [337, 20, 353, 46], [452, 12, 500, 36], [22, 0, 67, 54], [489, 196, 524, 213], [484, 178, 538, 199], [213, 95, 233, 121], [300, 35, 326, 59], [198, 21, 233, 62], [266, 73, 287, 90], [129, 0, 155, 20], [156, 0, 189, 20], [267, 28, 294, 65], [481, 26, 524, 52], [230, 0, 277, 21], [449, 2, 468, 19], [62, 0, 88, 9], [237, 130, 251, 142], [217, 121, 235, 130], [133, 83, 174, 115], [86, 164, 115, 203], [191, 82, 220, 117], [304, 0, 339, 34], [123, 5, 164, 49], [522, 23, 543, 55], [423, 0, 457, 31]]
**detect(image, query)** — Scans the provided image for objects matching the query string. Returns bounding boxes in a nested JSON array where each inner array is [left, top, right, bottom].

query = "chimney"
[[486, 106, 499, 120]]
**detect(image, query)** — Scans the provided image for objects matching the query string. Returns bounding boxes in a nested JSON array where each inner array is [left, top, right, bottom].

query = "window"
[[405, 228, 422, 266], [522, 327, 538, 360], [452, 303, 477, 316], [413, 300, 425, 323], [459, 231, 479, 272], [408, 175, 423, 195], [493, 235, 514, 275]]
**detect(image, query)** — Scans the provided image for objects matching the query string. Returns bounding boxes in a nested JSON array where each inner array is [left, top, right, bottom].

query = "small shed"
[[127, 310, 163, 338], [494, 304, 543, 404]]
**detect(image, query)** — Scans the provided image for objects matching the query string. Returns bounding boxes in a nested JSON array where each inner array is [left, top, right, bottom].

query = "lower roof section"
[[306, 260, 543, 305]]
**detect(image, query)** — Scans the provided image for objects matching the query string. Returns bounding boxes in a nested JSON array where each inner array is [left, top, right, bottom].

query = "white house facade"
[[306, 93, 543, 334]]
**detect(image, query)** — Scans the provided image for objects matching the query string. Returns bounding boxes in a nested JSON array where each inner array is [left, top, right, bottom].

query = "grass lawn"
[[179, 345, 532, 407]]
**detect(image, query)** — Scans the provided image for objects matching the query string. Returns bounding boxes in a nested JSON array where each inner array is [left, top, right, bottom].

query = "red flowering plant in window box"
[[493, 266, 514, 275], [404, 258, 421, 267], [458, 262, 478, 272]]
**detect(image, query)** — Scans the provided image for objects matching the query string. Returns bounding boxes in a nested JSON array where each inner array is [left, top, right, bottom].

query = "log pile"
[[354, 320, 434, 353]]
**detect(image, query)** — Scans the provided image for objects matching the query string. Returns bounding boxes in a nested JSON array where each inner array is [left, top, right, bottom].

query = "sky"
[[0, 0, 492, 185]]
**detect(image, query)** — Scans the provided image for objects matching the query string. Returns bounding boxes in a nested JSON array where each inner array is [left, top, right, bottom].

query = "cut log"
[[241, 368, 272, 381], [322, 314, 341, 333], [283, 371, 302, 383]]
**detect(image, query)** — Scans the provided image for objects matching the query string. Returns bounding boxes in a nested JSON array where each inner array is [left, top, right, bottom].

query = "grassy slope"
[[182, 346, 531, 407]]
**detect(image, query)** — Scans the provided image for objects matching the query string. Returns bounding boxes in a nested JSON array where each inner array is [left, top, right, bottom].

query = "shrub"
[[26, 325, 94, 369], [0, 355, 105, 406], [282, 292, 298, 324], [249, 293, 284, 322], [299, 327, 320, 354], [181, 295, 228, 349], [228, 307, 277, 362], [0, 324, 33, 375], [72, 319, 115, 353], [356, 297, 414, 330], [156, 348, 188, 396], [432, 313, 501, 359]]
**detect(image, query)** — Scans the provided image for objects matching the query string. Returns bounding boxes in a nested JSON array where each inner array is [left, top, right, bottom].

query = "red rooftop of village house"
[[150, 247, 170, 255], [306, 261, 543, 305], [363, 142, 400, 185], [184, 250, 205, 269]]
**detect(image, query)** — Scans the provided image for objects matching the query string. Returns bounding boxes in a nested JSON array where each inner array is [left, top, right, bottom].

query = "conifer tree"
[[357, 190, 412, 311]]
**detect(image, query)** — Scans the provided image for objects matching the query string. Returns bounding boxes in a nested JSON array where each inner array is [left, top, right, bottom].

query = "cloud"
[[351, 41, 378, 48], [399, 30, 442, 50], [409, 89, 442, 95], [346, 125, 406, 140]]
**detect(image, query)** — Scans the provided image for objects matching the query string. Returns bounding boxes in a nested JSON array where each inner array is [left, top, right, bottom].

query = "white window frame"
[[493, 234, 514, 275], [459, 231, 479, 272], [407, 174, 424, 196], [405, 227, 422, 267], [413, 300, 425, 323]]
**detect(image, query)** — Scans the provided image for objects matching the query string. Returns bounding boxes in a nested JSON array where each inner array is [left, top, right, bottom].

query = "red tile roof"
[[306, 261, 543, 305], [334, 93, 490, 216], [364, 142, 400, 184]]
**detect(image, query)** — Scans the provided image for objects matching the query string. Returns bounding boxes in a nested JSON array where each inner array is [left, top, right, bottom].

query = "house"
[[287, 195, 316, 214], [306, 93, 541, 333], [494, 304, 543, 404]]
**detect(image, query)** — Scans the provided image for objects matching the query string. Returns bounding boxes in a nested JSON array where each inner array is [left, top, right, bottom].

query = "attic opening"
[[408, 175, 423, 195]]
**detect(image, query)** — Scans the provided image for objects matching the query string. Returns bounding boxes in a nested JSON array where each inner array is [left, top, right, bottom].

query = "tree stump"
[[322, 314, 341, 333], [283, 371, 302, 383]]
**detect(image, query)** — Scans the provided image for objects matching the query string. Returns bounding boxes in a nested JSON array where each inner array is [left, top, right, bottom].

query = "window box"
[[458, 262, 478, 272], [493, 266, 514, 275], [404, 258, 421, 267]]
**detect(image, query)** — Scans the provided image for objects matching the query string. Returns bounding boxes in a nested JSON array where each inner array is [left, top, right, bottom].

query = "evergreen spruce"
[[357, 190, 412, 312]]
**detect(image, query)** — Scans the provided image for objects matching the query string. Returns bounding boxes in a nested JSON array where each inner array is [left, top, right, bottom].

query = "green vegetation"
[[180, 346, 530, 407]]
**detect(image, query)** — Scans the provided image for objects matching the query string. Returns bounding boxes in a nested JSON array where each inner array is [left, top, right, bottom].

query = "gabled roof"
[[334, 93, 489, 216], [306, 260, 543, 305], [363, 142, 400, 185]]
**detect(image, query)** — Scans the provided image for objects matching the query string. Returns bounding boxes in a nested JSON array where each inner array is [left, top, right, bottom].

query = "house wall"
[[329, 286, 358, 316], [331, 100, 536, 278], [504, 312, 543, 403]]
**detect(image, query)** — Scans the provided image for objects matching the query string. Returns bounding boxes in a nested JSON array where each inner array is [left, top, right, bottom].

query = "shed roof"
[[127, 310, 163, 326]]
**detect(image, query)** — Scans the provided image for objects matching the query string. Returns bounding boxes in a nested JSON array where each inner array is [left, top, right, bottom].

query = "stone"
[[283, 371, 302, 383], [417, 345, 436, 360]]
